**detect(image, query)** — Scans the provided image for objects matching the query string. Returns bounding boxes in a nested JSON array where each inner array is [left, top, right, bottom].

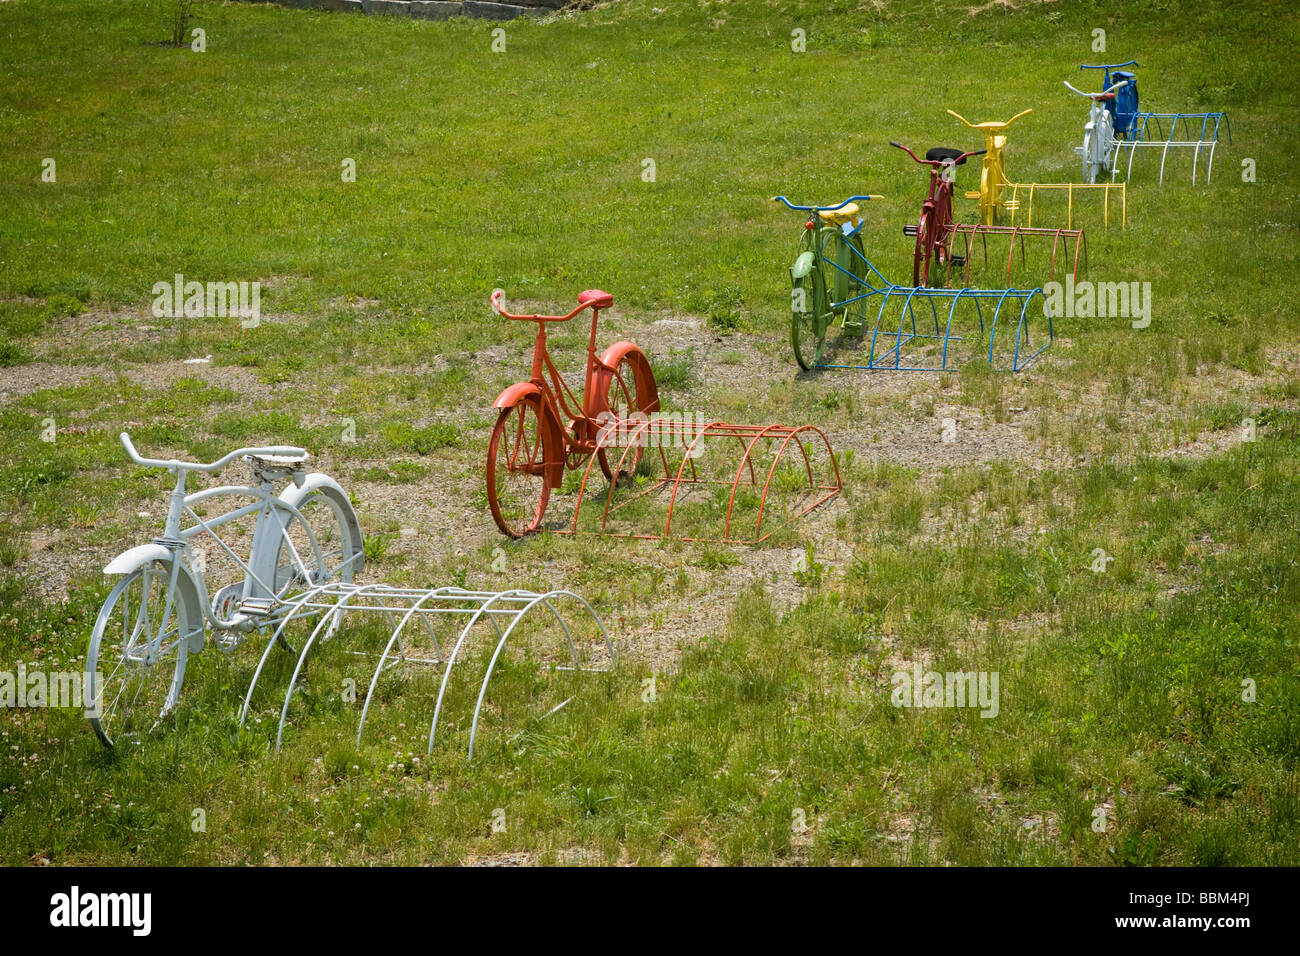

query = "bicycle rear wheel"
[[86, 561, 192, 747], [834, 232, 869, 333], [597, 353, 650, 483], [273, 488, 359, 596]]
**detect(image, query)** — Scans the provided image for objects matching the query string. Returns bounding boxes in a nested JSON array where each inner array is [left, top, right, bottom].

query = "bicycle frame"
[[178, 483, 329, 622], [771, 194, 883, 339], [115, 434, 358, 636], [492, 290, 627, 461], [892, 142, 984, 287], [1064, 79, 1126, 183]]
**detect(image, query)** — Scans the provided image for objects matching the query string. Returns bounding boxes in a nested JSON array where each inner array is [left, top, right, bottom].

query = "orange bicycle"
[[487, 289, 659, 538]]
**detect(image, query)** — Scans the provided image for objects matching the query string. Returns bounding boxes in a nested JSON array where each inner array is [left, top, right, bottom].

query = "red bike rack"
[[561, 418, 843, 543], [948, 222, 1087, 287]]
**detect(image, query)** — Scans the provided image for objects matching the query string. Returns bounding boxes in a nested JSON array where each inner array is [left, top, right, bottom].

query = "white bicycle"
[[1064, 78, 1128, 183], [85, 433, 364, 747]]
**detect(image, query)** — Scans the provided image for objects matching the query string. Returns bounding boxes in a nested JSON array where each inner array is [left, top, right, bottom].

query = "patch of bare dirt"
[[9, 304, 1295, 682]]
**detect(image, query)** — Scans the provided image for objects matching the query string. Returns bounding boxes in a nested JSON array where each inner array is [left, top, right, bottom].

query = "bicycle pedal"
[[964, 191, 981, 199], [238, 598, 276, 618], [950, 256, 966, 267], [902, 224, 919, 237]]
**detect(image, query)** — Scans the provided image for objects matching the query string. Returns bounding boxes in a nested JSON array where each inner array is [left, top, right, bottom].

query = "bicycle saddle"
[[578, 289, 614, 310], [817, 203, 860, 226], [245, 452, 310, 485], [927, 147, 968, 165]]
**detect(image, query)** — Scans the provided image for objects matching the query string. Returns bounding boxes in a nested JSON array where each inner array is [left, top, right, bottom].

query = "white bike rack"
[[237, 583, 614, 759], [1110, 136, 1219, 185]]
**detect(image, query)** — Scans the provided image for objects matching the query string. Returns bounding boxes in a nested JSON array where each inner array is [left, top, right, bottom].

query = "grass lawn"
[[0, 0, 1297, 865]]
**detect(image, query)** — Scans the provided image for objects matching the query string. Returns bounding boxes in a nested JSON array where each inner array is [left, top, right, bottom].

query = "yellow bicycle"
[[948, 108, 1127, 229]]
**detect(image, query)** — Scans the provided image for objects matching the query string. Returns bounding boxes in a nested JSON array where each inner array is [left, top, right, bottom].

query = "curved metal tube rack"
[[237, 582, 613, 758], [1131, 110, 1230, 145], [1004, 181, 1127, 228], [947, 222, 1087, 286], [811, 246, 1054, 373], [1109, 122, 1227, 184], [555, 418, 842, 542]]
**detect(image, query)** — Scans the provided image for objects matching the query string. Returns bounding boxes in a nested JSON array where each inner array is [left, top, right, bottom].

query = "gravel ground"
[[4, 306, 1295, 676]]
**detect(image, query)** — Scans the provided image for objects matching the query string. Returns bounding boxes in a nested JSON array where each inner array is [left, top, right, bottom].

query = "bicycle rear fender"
[[597, 342, 661, 416], [103, 545, 206, 653], [492, 382, 567, 489], [241, 474, 367, 596], [278, 473, 366, 579]]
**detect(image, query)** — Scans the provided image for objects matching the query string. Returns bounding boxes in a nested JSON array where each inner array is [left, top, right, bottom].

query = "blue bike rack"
[[773, 197, 1053, 373], [822, 250, 1051, 372]]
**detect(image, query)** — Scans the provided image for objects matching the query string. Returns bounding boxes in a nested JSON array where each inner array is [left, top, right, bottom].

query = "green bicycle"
[[771, 194, 883, 370]]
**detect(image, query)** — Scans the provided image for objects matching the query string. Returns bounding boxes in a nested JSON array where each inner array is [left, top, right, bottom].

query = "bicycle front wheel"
[[596, 353, 649, 483], [487, 397, 552, 538], [913, 213, 931, 287], [791, 262, 828, 371], [86, 561, 192, 747]]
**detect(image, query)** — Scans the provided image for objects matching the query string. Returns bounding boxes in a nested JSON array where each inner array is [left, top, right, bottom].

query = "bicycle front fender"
[[791, 250, 817, 280], [493, 381, 543, 409], [491, 382, 567, 489], [104, 542, 173, 575], [102, 545, 206, 653]]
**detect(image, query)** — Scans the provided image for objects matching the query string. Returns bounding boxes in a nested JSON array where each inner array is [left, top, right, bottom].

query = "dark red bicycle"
[[891, 140, 985, 287]]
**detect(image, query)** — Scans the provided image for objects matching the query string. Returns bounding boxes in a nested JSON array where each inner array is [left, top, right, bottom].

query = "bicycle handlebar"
[[770, 194, 883, 213], [120, 432, 307, 474], [947, 107, 1032, 130], [890, 141, 985, 166], [1064, 79, 1128, 99], [489, 288, 602, 323], [1081, 61, 1138, 70]]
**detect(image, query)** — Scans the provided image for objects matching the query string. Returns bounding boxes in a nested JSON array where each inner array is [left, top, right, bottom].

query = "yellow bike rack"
[[949, 108, 1127, 229]]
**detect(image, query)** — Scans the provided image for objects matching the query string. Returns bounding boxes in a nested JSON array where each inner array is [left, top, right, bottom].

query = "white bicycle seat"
[[245, 452, 310, 467], [245, 452, 310, 486]]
